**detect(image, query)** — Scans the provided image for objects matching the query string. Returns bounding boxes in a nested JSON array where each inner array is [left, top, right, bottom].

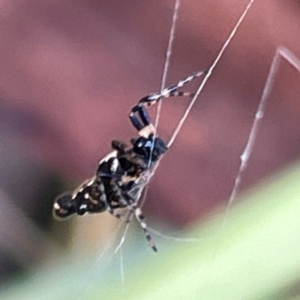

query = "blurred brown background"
[[0, 0, 300, 283]]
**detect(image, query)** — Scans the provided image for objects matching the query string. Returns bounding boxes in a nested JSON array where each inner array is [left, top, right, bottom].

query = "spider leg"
[[108, 195, 157, 252], [129, 103, 156, 136], [129, 103, 153, 130], [168, 91, 195, 98], [111, 201, 155, 251], [107, 203, 136, 222], [106, 189, 137, 220], [111, 140, 128, 153], [132, 204, 157, 252], [124, 210, 134, 223], [107, 205, 123, 219], [139, 69, 208, 107], [129, 69, 207, 135]]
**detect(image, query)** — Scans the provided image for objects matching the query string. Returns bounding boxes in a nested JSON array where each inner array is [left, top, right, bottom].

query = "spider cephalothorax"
[[53, 70, 206, 251], [132, 135, 168, 163]]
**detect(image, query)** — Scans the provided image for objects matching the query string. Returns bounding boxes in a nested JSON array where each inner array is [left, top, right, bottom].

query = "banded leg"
[[129, 103, 152, 131], [110, 201, 156, 252], [129, 103, 156, 136], [138, 69, 208, 107], [107, 205, 123, 219], [106, 192, 136, 220], [111, 140, 128, 153], [129, 69, 207, 134], [106, 202, 136, 225], [134, 205, 157, 252], [107, 193, 157, 251]]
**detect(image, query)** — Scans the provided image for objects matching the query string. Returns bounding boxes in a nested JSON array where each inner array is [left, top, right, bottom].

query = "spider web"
[[222, 46, 300, 221], [72, 0, 300, 297], [75, 0, 255, 289]]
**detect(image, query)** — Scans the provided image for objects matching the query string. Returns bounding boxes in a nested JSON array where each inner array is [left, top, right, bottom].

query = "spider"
[[53, 69, 207, 252]]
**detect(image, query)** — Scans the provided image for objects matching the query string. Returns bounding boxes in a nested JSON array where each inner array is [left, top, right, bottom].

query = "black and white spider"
[[53, 70, 207, 252]]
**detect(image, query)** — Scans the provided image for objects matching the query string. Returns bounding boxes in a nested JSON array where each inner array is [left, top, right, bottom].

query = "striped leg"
[[106, 197, 135, 220], [129, 102, 155, 133], [110, 200, 156, 252], [129, 69, 207, 134], [106, 195, 136, 221], [134, 206, 157, 252], [107, 206, 123, 219], [138, 69, 208, 107]]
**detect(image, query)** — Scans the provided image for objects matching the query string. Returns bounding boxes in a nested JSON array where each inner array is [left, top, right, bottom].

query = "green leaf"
[[2, 163, 300, 300]]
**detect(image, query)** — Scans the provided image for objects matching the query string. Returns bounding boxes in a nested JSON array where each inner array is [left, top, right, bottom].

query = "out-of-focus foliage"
[[1, 162, 300, 300]]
